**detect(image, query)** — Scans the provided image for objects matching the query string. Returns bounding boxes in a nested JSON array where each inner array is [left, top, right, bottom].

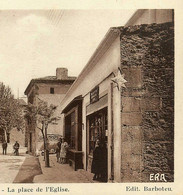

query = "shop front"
[[86, 107, 108, 181], [62, 95, 83, 171], [59, 26, 123, 182], [85, 85, 109, 181]]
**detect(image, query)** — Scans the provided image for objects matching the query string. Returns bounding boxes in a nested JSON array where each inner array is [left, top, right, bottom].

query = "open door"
[[87, 107, 108, 182]]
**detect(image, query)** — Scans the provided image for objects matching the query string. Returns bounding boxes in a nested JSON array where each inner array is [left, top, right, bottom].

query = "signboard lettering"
[[90, 86, 99, 104]]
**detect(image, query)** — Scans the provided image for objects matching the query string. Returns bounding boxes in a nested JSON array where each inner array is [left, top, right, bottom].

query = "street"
[[0, 152, 96, 183], [0, 144, 42, 183], [13, 155, 42, 183], [0, 154, 26, 183], [33, 155, 96, 183]]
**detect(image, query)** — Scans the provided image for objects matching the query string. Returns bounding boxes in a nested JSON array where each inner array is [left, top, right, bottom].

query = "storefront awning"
[[61, 95, 83, 114]]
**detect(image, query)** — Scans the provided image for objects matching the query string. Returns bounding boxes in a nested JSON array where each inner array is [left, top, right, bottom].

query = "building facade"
[[24, 68, 76, 155], [60, 9, 174, 182]]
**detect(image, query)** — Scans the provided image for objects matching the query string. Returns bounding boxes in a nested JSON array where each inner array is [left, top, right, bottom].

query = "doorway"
[[30, 133, 32, 152], [65, 114, 72, 147], [87, 107, 108, 182]]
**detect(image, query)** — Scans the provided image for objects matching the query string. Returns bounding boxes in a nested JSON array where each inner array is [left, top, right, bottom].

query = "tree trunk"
[[4, 129, 7, 142], [41, 125, 45, 161], [44, 123, 49, 167]]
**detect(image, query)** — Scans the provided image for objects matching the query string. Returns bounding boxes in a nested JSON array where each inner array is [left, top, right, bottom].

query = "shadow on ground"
[[13, 156, 42, 183]]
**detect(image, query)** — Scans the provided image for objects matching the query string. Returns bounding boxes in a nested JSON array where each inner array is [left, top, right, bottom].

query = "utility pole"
[[17, 88, 19, 99]]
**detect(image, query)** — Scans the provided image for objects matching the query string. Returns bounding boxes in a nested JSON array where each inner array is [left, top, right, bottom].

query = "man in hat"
[[2, 140, 8, 155]]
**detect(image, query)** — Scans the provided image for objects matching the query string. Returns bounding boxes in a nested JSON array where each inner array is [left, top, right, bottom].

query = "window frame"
[[50, 87, 55, 94]]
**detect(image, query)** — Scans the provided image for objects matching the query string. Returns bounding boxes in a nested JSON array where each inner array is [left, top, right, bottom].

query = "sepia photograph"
[[0, 9, 174, 186]]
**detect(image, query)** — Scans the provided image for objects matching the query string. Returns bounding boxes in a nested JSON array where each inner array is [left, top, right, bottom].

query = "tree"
[[0, 82, 25, 142], [25, 98, 59, 167]]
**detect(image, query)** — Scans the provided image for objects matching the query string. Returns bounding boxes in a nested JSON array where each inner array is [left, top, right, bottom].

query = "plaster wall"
[[27, 82, 73, 154], [79, 39, 121, 182], [61, 35, 121, 181], [10, 128, 25, 146], [37, 83, 72, 95], [126, 9, 173, 27], [61, 36, 121, 111]]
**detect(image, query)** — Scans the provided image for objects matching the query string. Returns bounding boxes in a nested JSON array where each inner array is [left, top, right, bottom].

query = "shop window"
[[88, 108, 108, 155], [65, 111, 76, 150], [65, 116, 71, 147], [30, 133, 32, 152], [70, 112, 76, 149], [50, 87, 54, 94]]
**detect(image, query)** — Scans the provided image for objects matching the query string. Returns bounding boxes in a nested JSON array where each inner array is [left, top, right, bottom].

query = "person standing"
[[101, 141, 107, 182], [91, 139, 102, 181], [56, 138, 61, 162], [2, 140, 7, 155], [60, 138, 69, 164], [13, 141, 20, 156]]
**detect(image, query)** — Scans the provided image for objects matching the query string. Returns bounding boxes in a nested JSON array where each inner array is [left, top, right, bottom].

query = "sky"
[[0, 10, 136, 99]]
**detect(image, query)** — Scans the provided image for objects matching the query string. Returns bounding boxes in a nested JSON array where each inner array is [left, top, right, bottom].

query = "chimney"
[[56, 68, 68, 80]]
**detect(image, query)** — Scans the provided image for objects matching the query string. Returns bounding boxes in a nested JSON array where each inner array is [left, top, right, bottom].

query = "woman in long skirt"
[[60, 138, 68, 164], [91, 139, 102, 180]]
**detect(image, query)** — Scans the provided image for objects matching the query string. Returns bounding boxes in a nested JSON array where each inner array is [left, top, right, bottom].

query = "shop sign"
[[90, 86, 99, 104]]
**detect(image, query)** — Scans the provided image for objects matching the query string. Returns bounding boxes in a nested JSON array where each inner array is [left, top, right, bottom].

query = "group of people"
[[91, 139, 107, 182], [56, 137, 69, 164], [54, 137, 107, 182], [55, 137, 107, 182], [1, 140, 20, 155]]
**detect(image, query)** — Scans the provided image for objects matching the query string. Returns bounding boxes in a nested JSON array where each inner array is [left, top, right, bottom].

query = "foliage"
[[25, 98, 60, 146], [25, 98, 59, 166], [25, 98, 59, 129], [0, 82, 25, 138]]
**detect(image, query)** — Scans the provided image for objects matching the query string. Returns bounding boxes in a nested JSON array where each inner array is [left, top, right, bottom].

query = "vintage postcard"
[[0, 0, 182, 194]]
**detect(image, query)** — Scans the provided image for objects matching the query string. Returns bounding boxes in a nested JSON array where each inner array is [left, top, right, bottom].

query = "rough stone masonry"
[[120, 22, 174, 182]]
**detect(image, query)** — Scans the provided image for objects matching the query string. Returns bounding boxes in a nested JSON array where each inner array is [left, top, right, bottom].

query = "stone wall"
[[120, 22, 174, 182]]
